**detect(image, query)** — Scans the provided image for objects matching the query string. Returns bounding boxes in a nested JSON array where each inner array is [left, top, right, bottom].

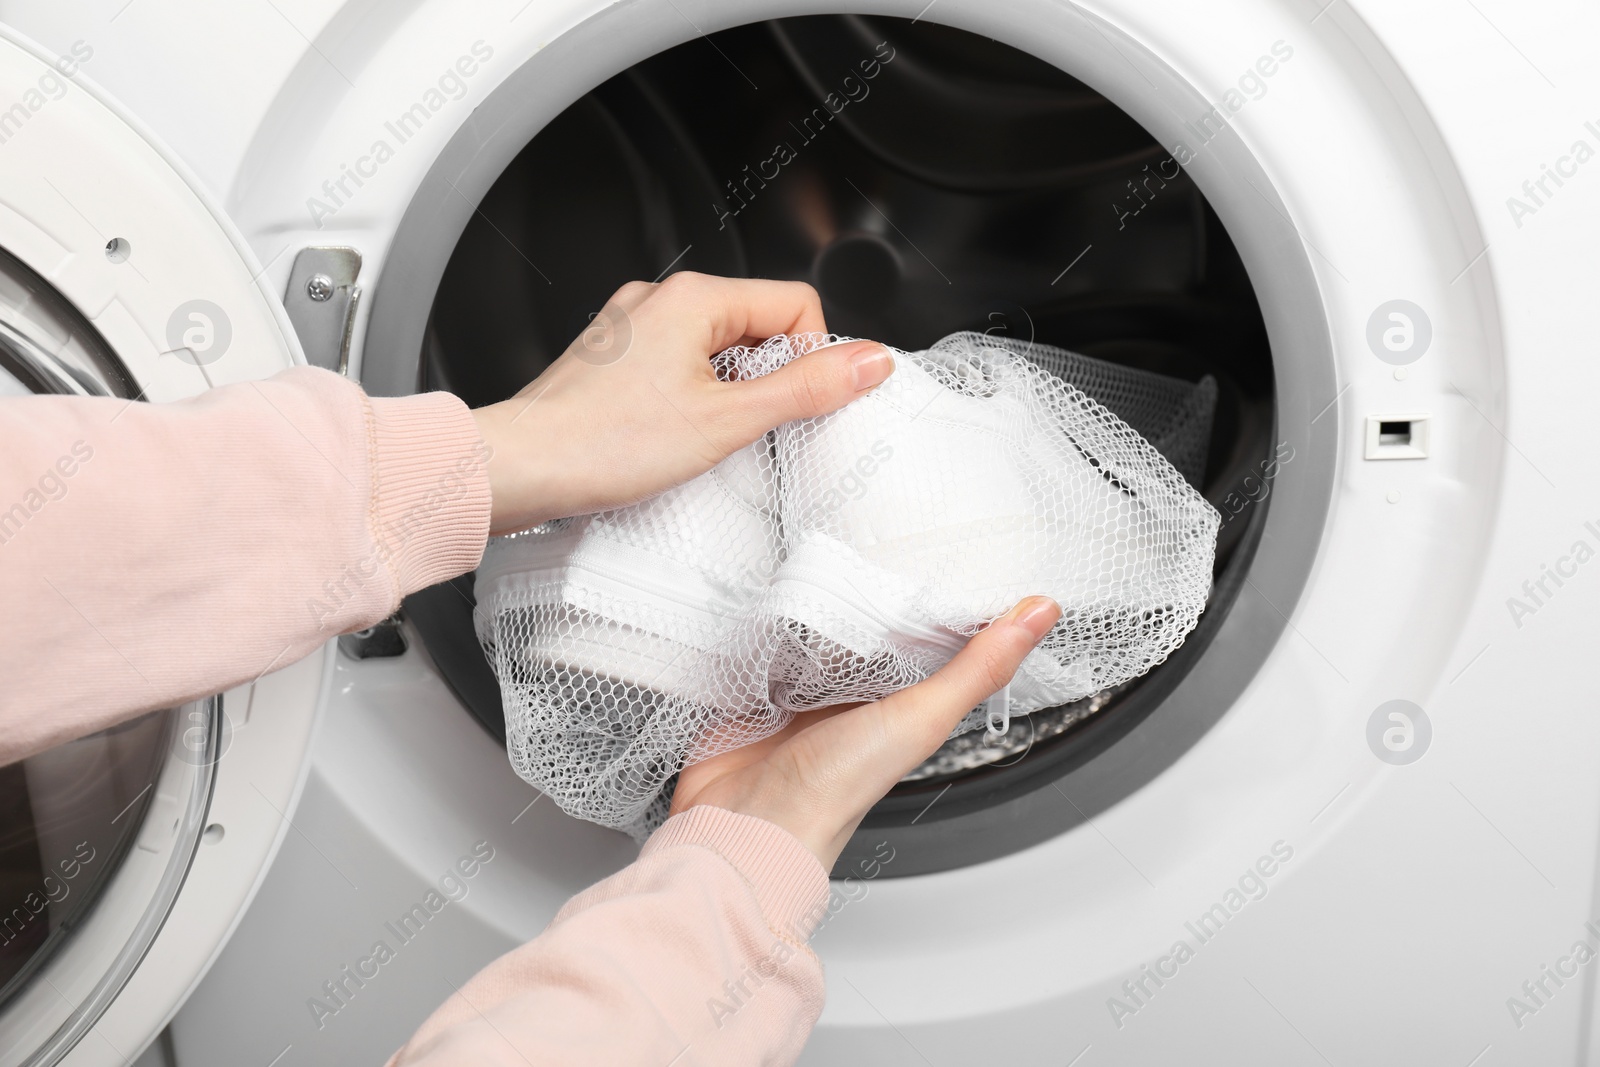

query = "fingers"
[[605, 280, 656, 312], [578, 272, 893, 461], [605, 273, 889, 422], [644, 272, 893, 448], [868, 597, 1061, 778], [652, 272, 828, 352], [724, 339, 894, 439]]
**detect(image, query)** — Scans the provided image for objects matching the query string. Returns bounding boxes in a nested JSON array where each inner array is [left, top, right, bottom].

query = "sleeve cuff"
[[642, 806, 831, 944], [365, 390, 492, 597]]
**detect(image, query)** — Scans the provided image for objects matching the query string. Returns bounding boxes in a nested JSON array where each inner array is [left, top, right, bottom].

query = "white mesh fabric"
[[992, 334, 1219, 489], [476, 332, 1221, 837]]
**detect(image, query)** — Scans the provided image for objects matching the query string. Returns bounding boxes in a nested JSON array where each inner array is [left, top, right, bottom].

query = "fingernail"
[[1009, 596, 1060, 642], [848, 344, 894, 392]]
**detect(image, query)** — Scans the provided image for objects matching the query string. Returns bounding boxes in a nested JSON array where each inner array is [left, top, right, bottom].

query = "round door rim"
[[361, 0, 1340, 874]]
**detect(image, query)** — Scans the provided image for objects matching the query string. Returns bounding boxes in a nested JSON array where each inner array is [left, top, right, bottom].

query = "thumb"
[[728, 339, 895, 436], [793, 596, 1061, 823], [871, 596, 1061, 773]]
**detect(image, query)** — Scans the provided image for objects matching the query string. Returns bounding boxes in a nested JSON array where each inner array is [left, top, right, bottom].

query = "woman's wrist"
[[472, 399, 556, 535]]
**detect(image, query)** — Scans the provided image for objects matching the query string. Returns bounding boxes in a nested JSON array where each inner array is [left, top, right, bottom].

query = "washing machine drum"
[[475, 331, 1220, 834]]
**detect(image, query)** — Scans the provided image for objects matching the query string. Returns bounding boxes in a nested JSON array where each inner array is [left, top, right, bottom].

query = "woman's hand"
[[471, 272, 894, 535], [672, 596, 1063, 869]]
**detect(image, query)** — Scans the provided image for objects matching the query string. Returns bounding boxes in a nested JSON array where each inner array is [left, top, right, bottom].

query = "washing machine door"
[[0, 28, 320, 1067]]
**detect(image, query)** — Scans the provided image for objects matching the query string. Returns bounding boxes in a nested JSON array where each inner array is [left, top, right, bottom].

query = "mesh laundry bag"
[[477, 332, 1221, 836]]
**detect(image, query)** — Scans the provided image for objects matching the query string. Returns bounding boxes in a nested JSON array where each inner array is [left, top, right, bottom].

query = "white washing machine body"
[[0, 22, 322, 1067], [0, 1, 1595, 1065]]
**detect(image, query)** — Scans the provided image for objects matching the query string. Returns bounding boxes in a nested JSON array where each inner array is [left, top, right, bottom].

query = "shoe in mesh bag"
[[476, 332, 1221, 836]]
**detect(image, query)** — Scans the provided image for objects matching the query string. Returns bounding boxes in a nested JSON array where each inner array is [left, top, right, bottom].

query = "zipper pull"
[[984, 683, 1011, 739]]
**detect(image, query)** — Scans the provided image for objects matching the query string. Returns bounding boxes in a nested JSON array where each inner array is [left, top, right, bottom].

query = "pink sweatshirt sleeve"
[[0, 365, 490, 763], [2, 366, 832, 1064], [389, 804, 830, 1067]]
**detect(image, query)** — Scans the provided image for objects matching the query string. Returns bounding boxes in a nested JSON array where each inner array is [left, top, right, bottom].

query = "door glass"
[[0, 245, 201, 1063], [0, 713, 171, 1005]]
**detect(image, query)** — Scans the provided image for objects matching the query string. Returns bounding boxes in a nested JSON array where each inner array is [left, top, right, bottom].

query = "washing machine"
[[0, 1, 1595, 1064]]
